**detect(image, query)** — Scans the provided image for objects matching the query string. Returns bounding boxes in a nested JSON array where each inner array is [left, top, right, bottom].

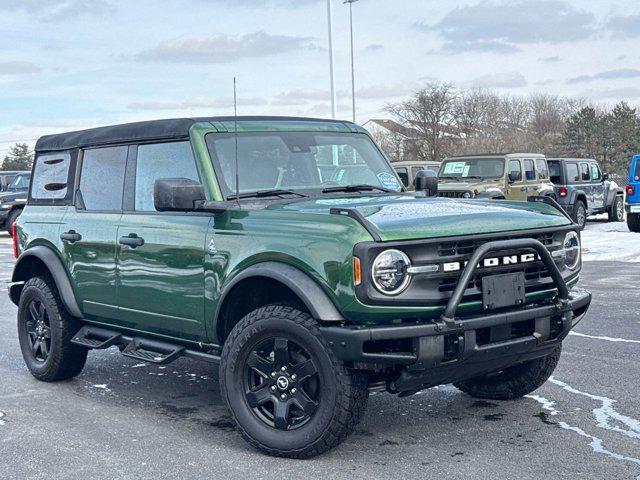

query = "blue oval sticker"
[[377, 171, 402, 191]]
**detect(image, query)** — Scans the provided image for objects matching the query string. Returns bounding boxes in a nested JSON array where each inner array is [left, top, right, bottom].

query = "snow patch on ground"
[[581, 219, 640, 263], [0, 411, 5, 426]]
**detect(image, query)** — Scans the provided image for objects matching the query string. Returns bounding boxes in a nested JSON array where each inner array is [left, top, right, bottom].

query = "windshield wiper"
[[227, 189, 308, 200], [321, 184, 394, 194]]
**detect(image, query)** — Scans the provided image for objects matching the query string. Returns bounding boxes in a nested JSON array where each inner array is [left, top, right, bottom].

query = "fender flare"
[[605, 187, 624, 208], [10, 245, 82, 318], [214, 262, 345, 324], [571, 189, 587, 207]]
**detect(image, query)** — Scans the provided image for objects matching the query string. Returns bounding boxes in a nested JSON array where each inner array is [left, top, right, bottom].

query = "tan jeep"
[[393, 160, 441, 190], [437, 153, 555, 200]]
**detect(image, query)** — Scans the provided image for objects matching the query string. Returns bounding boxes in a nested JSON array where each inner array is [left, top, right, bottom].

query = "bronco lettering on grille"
[[442, 253, 539, 272]]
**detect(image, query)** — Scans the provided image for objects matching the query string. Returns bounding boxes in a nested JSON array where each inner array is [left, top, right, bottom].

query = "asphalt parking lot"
[[0, 227, 639, 480]]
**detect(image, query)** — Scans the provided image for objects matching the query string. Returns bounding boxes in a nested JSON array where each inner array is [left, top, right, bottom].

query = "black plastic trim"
[[10, 245, 82, 317], [330, 207, 381, 241]]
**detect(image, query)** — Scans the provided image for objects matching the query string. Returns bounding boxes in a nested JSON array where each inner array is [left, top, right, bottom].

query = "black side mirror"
[[414, 169, 438, 196], [154, 178, 206, 212], [508, 171, 522, 183], [602, 172, 609, 181]]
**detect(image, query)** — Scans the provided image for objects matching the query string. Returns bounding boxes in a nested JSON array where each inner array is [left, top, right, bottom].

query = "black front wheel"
[[219, 305, 368, 458], [18, 276, 88, 382]]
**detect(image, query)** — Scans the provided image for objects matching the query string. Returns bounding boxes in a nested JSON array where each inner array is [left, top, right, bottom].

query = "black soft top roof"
[[35, 116, 350, 152]]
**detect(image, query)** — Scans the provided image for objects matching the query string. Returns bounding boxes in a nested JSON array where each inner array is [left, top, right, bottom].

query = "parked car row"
[[393, 153, 627, 229], [0, 171, 30, 235]]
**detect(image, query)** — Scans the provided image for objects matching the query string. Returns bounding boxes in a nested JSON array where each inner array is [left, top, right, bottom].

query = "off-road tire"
[[17, 276, 88, 381], [572, 201, 586, 229], [219, 305, 368, 458], [454, 346, 561, 400], [628, 212, 640, 233], [608, 196, 624, 222], [6, 208, 22, 236]]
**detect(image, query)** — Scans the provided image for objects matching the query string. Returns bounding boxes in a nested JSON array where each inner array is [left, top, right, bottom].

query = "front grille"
[[438, 232, 554, 257], [438, 191, 467, 198]]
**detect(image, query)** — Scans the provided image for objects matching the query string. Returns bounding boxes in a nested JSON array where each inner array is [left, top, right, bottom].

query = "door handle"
[[520, 186, 527, 192], [119, 234, 145, 248], [60, 231, 82, 243]]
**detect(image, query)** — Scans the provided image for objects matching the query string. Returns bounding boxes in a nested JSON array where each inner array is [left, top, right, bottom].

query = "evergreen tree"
[[2, 143, 34, 171]]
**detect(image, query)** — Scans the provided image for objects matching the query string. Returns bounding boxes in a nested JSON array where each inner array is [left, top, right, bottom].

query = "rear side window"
[[566, 163, 580, 182], [79, 146, 127, 211], [548, 161, 561, 184], [395, 167, 408, 188], [534, 159, 549, 180], [31, 153, 72, 200], [134, 141, 199, 212], [580, 163, 590, 181], [523, 159, 535, 180]]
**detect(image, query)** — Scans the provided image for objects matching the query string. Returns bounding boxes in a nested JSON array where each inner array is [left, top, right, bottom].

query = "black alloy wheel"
[[24, 299, 52, 363], [244, 337, 319, 430]]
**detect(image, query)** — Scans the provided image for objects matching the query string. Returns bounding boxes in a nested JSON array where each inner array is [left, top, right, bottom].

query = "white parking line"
[[569, 331, 640, 344]]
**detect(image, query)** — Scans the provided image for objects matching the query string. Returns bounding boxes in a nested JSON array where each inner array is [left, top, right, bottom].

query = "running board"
[[71, 326, 221, 365]]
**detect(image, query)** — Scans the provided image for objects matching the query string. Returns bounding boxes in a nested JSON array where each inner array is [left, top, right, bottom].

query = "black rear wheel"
[[608, 196, 624, 222], [18, 276, 88, 381], [572, 200, 586, 229], [220, 305, 368, 458], [628, 212, 640, 233]]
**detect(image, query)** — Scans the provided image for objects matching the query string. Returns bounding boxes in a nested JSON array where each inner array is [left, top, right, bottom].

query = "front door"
[[507, 159, 527, 200], [579, 162, 595, 210], [115, 141, 209, 342], [60, 146, 128, 321]]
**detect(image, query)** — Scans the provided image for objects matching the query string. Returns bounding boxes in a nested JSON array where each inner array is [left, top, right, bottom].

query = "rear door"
[[60, 146, 127, 320], [116, 141, 210, 342]]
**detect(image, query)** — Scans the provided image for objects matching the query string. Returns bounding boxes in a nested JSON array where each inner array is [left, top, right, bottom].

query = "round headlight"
[[371, 249, 411, 295], [462, 191, 472, 198], [563, 231, 580, 270]]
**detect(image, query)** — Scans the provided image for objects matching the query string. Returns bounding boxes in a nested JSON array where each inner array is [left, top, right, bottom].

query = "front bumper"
[[321, 288, 591, 392]]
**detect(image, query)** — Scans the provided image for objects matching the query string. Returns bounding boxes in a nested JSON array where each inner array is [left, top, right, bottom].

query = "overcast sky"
[[1, 0, 640, 155]]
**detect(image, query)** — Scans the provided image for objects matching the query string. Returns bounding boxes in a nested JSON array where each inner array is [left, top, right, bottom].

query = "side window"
[[535, 159, 549, 180], [395, 168, 408, 188], [79, 146, 127, 211], [508, 160, 522, 181], [590, 163, 601, 181], [411, 167, 423, 178], [523, 159, 535, 180], [566, 163, 580, 182], [135, 142, 199, 212], [31, 152, 72, 200], [580, 163, 590, 181]]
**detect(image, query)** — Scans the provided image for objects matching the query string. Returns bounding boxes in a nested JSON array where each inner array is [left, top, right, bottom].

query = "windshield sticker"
[[377, 172, 402, 191], [443, 162, 466, 174], [462, 165, 470, 177]]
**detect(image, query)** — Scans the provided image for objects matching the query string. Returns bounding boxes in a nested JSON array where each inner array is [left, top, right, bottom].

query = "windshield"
[[7, 174, 30, 190], [439, 158, 505, 179], [206, 132, 402, 198]]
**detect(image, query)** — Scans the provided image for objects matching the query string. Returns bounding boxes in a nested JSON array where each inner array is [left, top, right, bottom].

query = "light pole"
[[326, 0, 337, 119], [344, 0, 359, 123]]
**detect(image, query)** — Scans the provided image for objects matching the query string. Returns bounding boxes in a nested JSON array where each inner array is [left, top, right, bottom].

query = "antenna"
[[233, 77, 240, 208]]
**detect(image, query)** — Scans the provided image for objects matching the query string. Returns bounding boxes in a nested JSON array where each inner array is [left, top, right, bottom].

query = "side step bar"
[[71, 326, 221, 365]]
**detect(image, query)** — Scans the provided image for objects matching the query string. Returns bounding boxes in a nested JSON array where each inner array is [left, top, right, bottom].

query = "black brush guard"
[[320, 238, 591, 393]]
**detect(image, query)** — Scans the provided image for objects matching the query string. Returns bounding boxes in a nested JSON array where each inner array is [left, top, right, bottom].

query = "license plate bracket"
[[482, 272, 526, 310]]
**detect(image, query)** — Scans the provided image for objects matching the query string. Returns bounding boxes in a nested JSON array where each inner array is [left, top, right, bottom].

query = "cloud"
[[607, 14, 640, 38], [128, 96, 267, 111], [135, 31, 318, 64], [365, 44, 384, 53], [273, 89, 331, 106], [434, 40, 521, 54], [421, 0, 596, 54], [0, 61, 42, 75], [273, 83, 412, 107], [567, 68, 640, 84], [541, 56, 561, 63], [0, 0, 113, 20], [470, 72, 527, 89], [589, 87, 640, 100]]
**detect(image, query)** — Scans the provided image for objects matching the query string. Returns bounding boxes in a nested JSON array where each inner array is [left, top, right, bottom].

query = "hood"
[[0, 191, 27, 203], [274, 195, 570, 242]]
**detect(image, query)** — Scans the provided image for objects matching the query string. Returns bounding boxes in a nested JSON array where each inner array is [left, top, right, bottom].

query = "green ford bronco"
[[10, 117, 591, 458]]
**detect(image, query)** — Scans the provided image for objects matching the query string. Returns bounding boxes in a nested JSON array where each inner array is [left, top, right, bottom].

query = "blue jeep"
[[627, 155, 640, 232]]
